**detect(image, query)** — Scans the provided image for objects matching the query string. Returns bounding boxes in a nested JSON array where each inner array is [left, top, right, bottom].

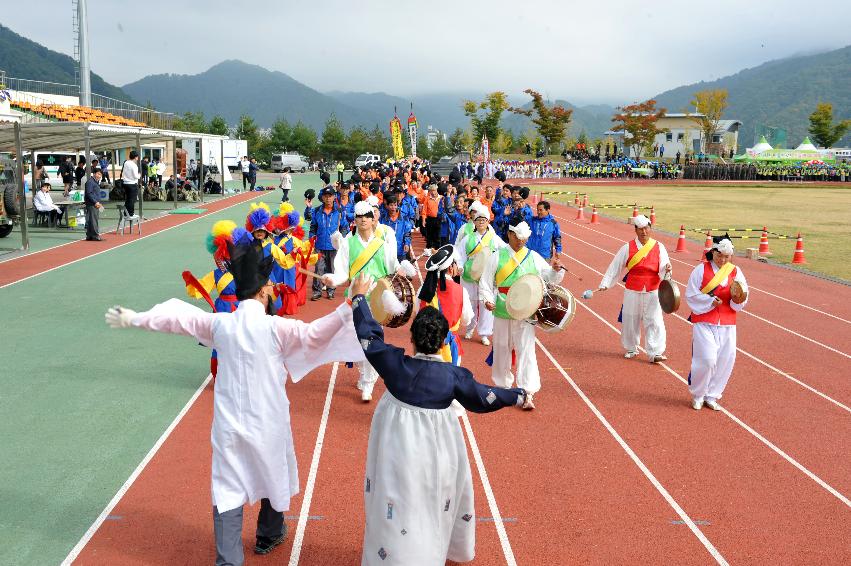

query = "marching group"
[[104, 160, 749, 565]]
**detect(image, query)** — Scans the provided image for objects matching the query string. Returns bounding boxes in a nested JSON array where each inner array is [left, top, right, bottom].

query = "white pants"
[[358, 361, 379, 390], [491, 317, 541, 394], [621, 289, 666, 360], [461, 280, 494, 337], [689, 323, 737, 402]]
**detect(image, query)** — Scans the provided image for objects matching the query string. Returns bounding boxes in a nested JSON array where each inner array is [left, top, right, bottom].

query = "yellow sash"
[[349, 236, 385, 279], [469, 230, 493, 257], [216, 272, 234, 294], [701, 262, 735, 294], [495, 247, 529, 286], [626, 238, 657, 271]]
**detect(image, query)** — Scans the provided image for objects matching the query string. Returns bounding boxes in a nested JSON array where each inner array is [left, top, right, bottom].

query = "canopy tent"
[[751, 135, 773, 154], [795, 137, 818, 152]]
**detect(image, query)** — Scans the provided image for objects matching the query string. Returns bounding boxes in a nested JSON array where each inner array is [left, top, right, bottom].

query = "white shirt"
[[241, 160, 250, 173], [599, 238, 671, 291], [479, 246, 564, 306], [33, 190, 60, 212], [156, 161, 166, 175], [686, 261, 748, 316], [121, 160, 141, 184], [328, 230, 401, 287], [453, 226, 506, 279], [279, 172, 292, 190]]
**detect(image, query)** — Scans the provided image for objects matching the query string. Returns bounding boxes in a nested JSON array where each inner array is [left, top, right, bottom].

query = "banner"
[[481, 135, 490, 162], [390, 115, 404, 160], [407, 111, 418, 158]]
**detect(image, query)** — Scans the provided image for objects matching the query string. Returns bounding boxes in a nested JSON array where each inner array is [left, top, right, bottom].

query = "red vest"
[[690, 262, 738, 326], [420, 279, 464, 330], [624, 240, 661, 292]]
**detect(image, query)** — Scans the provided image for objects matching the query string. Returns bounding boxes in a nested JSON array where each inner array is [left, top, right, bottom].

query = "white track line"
[[61, 372, 213, 565], [460, 413, 517, 566], [288, 362, 339, 566], [0, 193, 264, 290], [567, 252, 851, 415], [570, 298, 851, 508], [536, 341, 728, 565], [552, 210, 851, 326], [564, 228, 851, 360]]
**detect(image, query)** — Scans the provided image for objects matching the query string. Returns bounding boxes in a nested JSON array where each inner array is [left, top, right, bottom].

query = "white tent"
[[750, 135, 773, 154], [795, 137, 818, 151]]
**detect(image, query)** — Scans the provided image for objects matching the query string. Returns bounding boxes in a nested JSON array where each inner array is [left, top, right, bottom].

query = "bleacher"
[[9, 100, 148, 128]]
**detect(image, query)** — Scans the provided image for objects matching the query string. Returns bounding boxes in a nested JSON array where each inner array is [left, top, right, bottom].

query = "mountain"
[[652, 45, 851, 147], [0, 24, 133, 102], [123, 60, 386, 131]]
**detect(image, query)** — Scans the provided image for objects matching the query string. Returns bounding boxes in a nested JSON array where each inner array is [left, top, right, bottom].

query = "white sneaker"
[[691, 399, 703, 410], [481, 336, 491, 346], [522, 393, 535, 410], [705, 399, 721, 411], [624, 351, 639, 359], [361, 382, 374, 402], [465, 331, 474, 340]]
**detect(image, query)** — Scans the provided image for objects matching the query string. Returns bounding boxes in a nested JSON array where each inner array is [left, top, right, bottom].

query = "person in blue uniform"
[[527, 200, 563, 264], [348, 273, 527, 565]]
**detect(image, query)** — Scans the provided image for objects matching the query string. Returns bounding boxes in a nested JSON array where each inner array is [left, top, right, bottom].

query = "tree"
[[611, 100, 667, 158], [510, 89, 573, 154], [290, 121, 319, 160], [174, 111, 207, 133], [267, 118, 293, 153], [346, 126, 370, 162], [462, 91, 510, 142], [366, 125, 392, 159], [447, 128, 465, 153], [235, 114, 261, 157], [492, 130, 514, 155], [808, 103, 851, 148], [429, 135, 451, 161], [319, 115, 347, 161], [208, 115, 229, 136], [689, 89, 728, 153]]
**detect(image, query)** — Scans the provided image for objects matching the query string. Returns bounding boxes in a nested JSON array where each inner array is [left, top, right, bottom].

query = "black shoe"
[[311, 293, 322, 301], [326, 291, 335, 300], [85, 237, 103, 241], [254, 526, 287, 555]]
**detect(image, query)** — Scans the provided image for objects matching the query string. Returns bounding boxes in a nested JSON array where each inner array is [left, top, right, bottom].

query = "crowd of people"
[[682, 161, 851, 181]]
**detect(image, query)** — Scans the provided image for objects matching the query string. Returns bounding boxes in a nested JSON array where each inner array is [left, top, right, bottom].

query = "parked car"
[[271, 153, 309, 173], [354, 153, 381, 168]]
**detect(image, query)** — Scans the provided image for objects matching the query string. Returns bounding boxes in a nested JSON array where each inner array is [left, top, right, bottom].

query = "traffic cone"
[[792, 233, 806, 264], [649, 205, 656, 225], [758, 227, 771, 256], [701, 231, 713, 260], [674, 225, 687, 252], [573, 193, 579, 206], [582, 194, 589, 208], [589, 205, 599, 224], [632, 204, 639, 218], [575, 202, 586, 220]]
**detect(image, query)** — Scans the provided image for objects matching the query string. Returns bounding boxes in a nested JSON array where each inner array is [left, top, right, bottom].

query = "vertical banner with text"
[[407, 111, 418, 158], [390, 115, 405, 160]]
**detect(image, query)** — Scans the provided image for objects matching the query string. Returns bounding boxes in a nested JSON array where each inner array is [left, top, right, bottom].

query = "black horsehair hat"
[[228, 240, 275, 301]]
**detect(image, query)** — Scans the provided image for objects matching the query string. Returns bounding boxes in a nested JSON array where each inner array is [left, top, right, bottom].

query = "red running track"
[[67, 209, 850, 565]]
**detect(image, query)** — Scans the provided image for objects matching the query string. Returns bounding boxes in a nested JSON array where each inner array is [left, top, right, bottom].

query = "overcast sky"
[[4, 0, 850, 105]]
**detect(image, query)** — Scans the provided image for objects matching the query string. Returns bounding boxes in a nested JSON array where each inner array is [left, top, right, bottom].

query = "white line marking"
[[570, 298, 851, 509], [536, 340, 728, 565], [0, 194, 264, 289], [552, 210, 851, 325], [288, 362, 339, 566], [564, 228, 851, 359], [568, 251, 851, 414], [61, 373, 213, 565], [460, 412, 517, 566]]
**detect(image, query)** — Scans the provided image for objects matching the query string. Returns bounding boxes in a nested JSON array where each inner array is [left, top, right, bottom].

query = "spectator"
[[336, 160, 345, 183], [279, 167, 292, 202], [659, 144, 665, 159], [74, 157, 86, 189], [33, 159, 47, 191], [248, 157, 259, 191], [121, 150, 141, 216], [84, 169, 104, 241], [147, 159, 158, 189], [59, 156, 74, 196], [140, 157, 150, 188], [240, 155, 250, 191], [528, 201, 563, 263], [423, 183, 442, 250], [188, 159, 198, 187], [33, 182, 64, 225], [99, 154, 110, 183], [309, 187, 345, 300], [156, 158, 166, 187]]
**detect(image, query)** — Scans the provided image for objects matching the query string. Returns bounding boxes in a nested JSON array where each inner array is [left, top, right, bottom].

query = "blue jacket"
[[84, 176, 101, 206], [491, 196, 512, 236], [528, 215, 563, 259], [379, 209, 412, 258], [446, 210, 467, 245], [510, 204, 535, 227], [400, 194, 418, 222], [438, 195, 454, 239], [310, 205, 345, 251]]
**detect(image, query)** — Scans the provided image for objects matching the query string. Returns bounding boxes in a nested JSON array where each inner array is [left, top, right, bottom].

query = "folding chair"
[[116, 205, 141, 235]]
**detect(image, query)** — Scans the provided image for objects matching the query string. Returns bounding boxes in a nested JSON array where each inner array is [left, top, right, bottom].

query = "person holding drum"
[[322, 200, 411, 402], [479, 217, 564, 410], [685, 235, 749, 411], [598, 214, 671, 363], [455, 204, 506, 346]]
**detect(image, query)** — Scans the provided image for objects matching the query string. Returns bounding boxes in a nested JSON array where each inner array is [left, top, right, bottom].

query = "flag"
[[390, 115, 404, 160], [407, 111, 418, 158]]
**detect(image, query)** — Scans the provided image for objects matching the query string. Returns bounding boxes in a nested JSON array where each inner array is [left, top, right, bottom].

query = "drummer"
[[322, 200, 411, 402], [454, 203, 506, 346], [479, 217, 564, 410], [597, 214, 671, 363], [685, 235, 748, 411]]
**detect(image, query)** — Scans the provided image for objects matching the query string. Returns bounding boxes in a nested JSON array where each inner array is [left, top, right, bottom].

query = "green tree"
[[492, 130, 514, 155], [346, 126, 371, 162], [235, 114, 261, 154], [174, 111, 207, 133], [366, 125, 392, 159], [319, 115, 347, 160], [462, 91, 511, 141], [510, 89, 573, 153], [808, 103, 851, 148], [429, 135, 451, 161], [460, 129, 476, 154], [689, 88, 728, 153], [208, 115, 229, 136], [611, 100, 667, 158], [290, 121, 319, 160], [267, 118, 293, 153], [447, 128, 465, 153]]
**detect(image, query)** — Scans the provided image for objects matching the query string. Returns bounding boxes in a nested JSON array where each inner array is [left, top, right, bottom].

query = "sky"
[[3, 0, 851, 105]]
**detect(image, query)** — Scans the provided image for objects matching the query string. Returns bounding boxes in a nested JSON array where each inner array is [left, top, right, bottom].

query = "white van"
[[271, 153, 309, 173], [354, 153, 381, 168]]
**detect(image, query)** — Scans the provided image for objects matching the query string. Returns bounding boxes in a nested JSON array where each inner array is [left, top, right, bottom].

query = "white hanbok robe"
[[131, 298, 364, 513], [454, 226, 507, 338], [685, 262, 748, 402], [599, 238, 670, 359]]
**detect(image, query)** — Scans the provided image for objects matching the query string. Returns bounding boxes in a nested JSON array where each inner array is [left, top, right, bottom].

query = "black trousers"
[[123, 183, 138, 215], [213, 498, 284, 566], [242, 172, 249, 189], [85, 204, 100, 239], [425, 216, 441, 249]]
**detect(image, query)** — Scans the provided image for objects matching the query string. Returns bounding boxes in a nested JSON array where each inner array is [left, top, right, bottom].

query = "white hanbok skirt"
[[362, 392, 475, 565]]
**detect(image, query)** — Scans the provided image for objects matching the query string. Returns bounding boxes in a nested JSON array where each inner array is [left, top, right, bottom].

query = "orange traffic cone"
[[573, 193, 579, 206], [575, 202, 586, 220], [582, 194, 589, 208], [675, 225, 687, 252], [649, 205, 656, 225], [792, 233, 806, 264], [758, 227, 771, 256], [590, 205, 599, 224], [632, 204, 639, 218], [701, 231, 713, 260]]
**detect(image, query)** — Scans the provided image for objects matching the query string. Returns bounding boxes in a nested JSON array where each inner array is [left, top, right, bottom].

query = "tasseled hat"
[[418, 245, 455, 304], [206, 220, 237, 272], [246, 207, 272, 235]]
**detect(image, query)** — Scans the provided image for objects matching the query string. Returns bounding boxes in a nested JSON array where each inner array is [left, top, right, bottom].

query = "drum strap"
[[626, 238, 657, 271], [349, 236, 385, 279], [469, 230, 493, 256], [495, 247, 530, 286], [701, 263, 735, 294]]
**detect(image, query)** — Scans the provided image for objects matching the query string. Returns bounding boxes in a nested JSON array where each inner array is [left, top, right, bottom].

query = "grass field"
[[535, 183, 851, 281]]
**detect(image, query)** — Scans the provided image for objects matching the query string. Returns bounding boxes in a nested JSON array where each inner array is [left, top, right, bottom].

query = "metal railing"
[[4, 76, 80, 98]]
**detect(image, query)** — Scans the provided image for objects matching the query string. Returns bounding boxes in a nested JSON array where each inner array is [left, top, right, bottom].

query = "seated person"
[[32, 182, 65, 225]]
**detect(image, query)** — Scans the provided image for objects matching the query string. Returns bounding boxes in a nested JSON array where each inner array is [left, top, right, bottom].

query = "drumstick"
[[296, 266, 350, 286], [556, 266, 583, 281]]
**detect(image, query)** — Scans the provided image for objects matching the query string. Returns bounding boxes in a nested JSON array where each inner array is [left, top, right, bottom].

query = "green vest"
[[347, 234, 389, 297], [462, 229, 498, 284], [493, 247, 538, 319]]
